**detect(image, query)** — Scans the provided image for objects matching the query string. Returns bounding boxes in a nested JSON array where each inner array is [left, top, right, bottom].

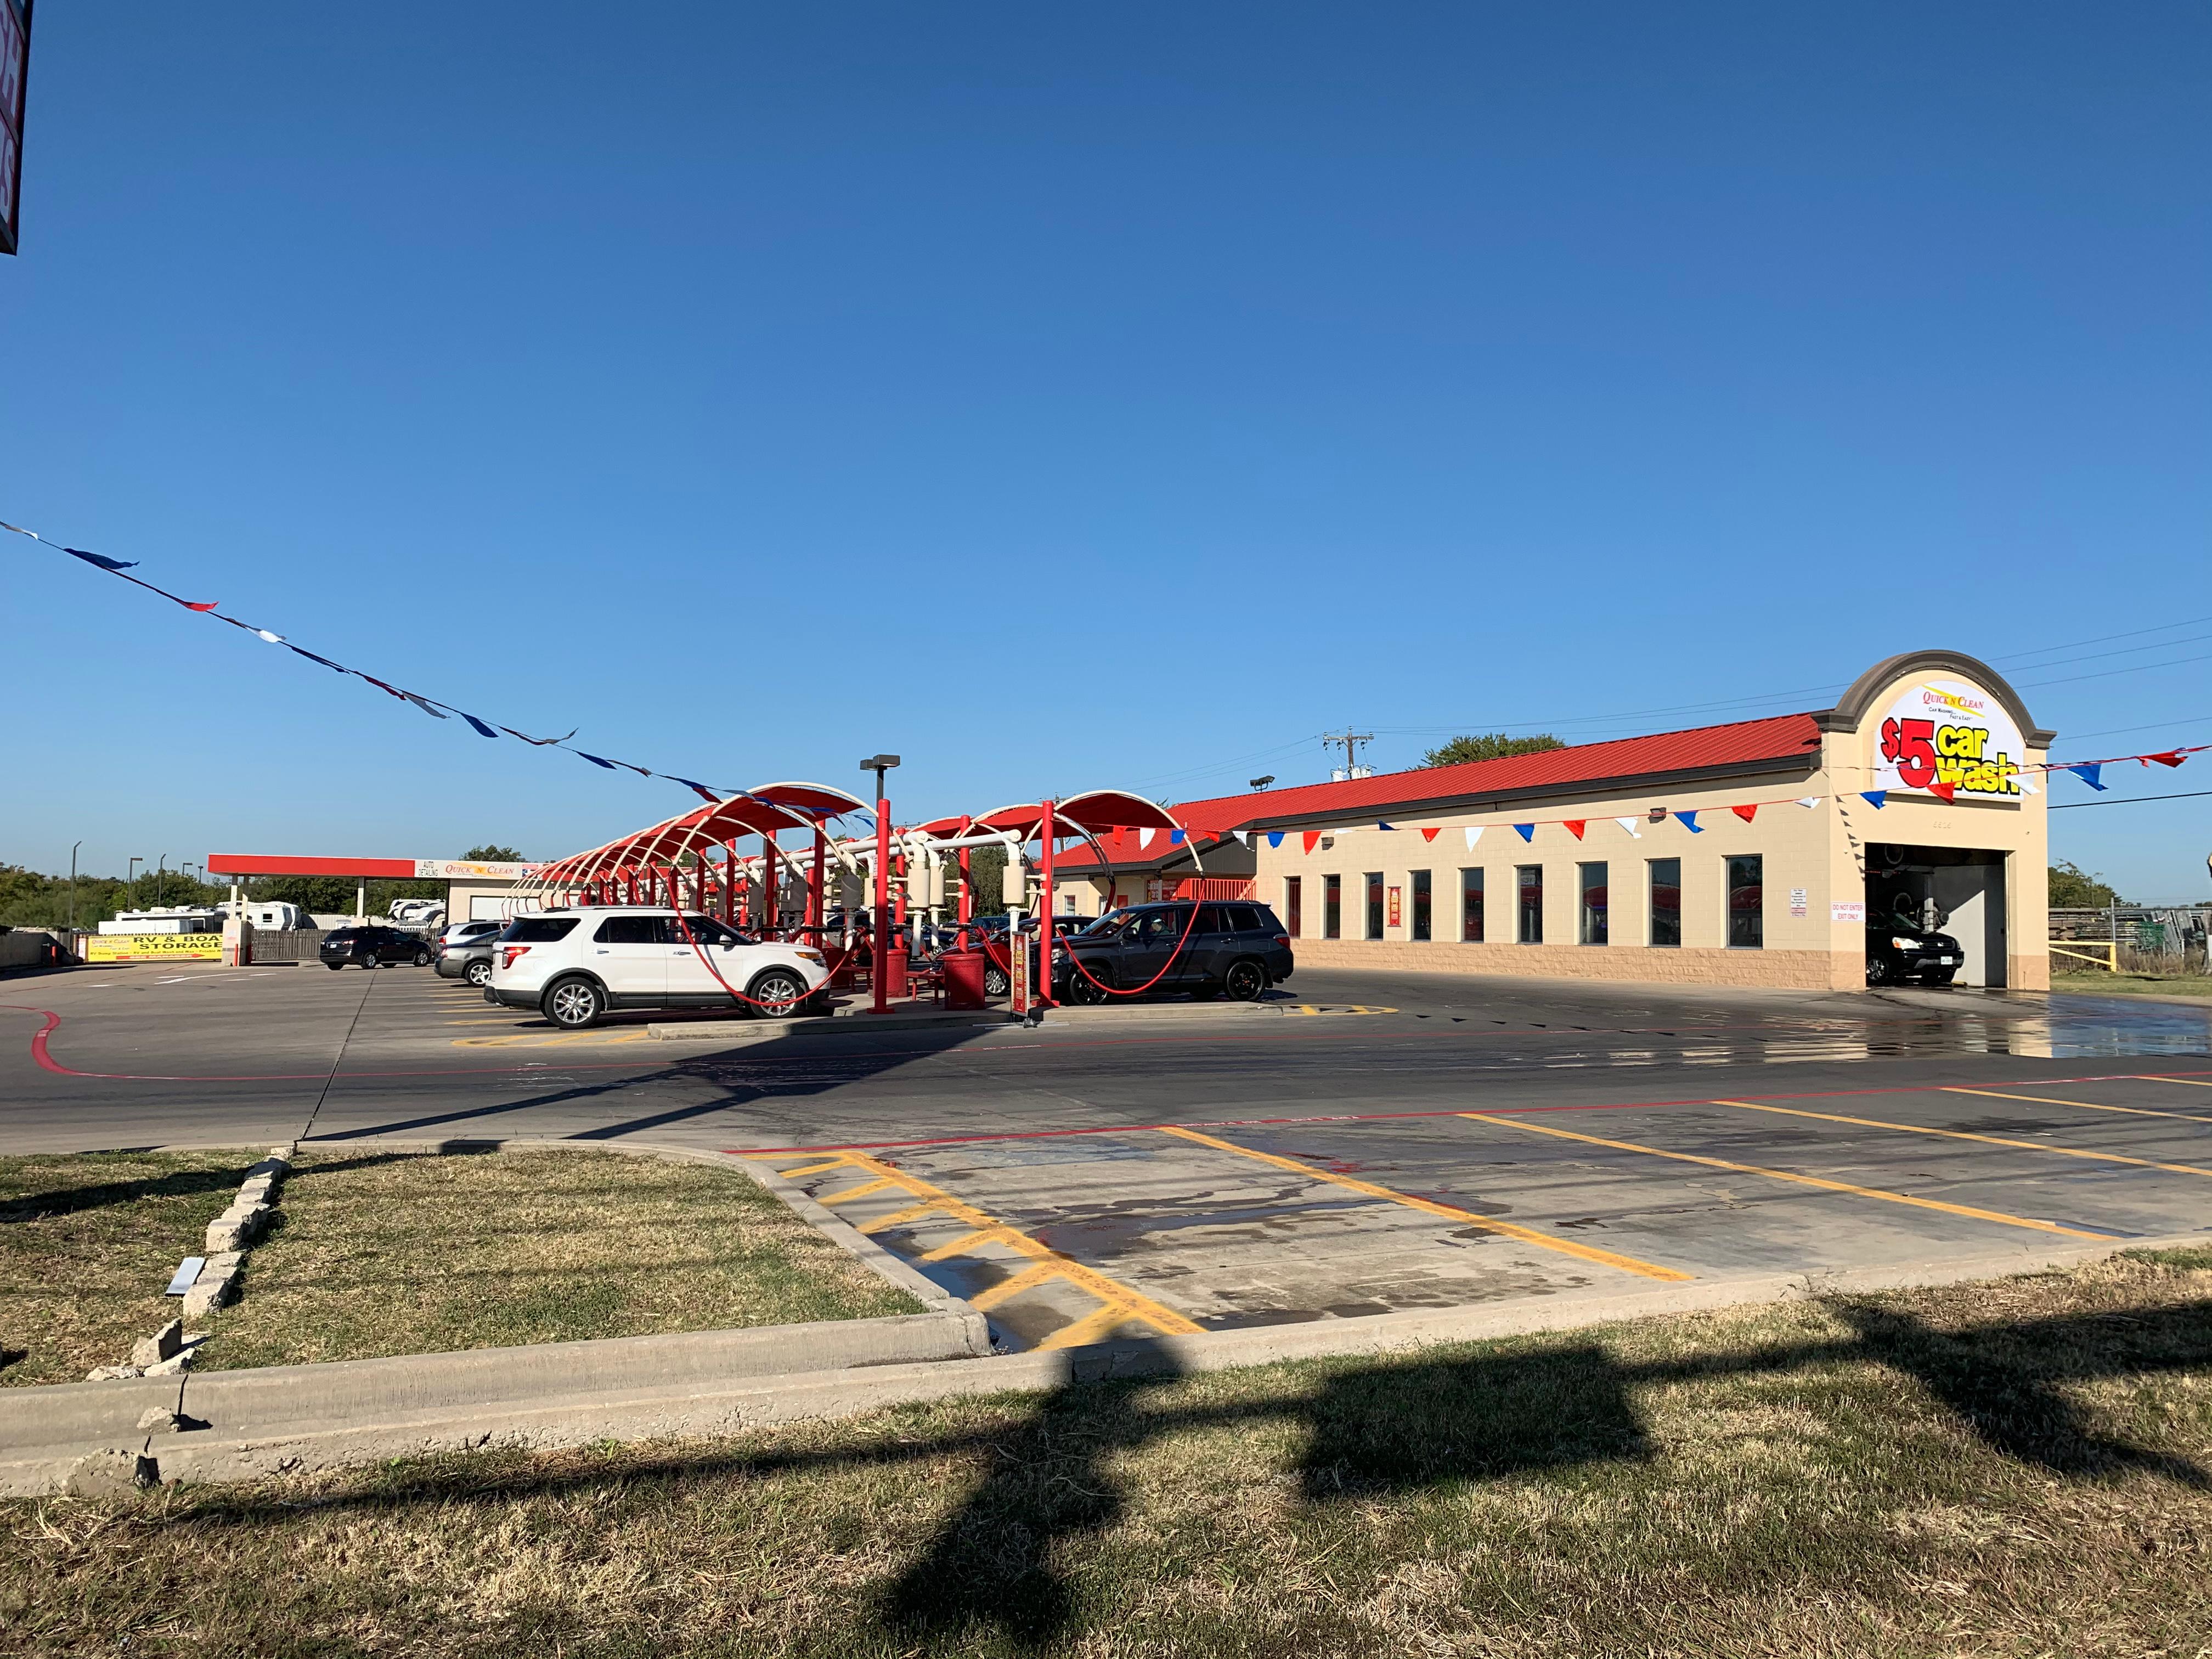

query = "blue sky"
[[3, 3, 2207, 899]]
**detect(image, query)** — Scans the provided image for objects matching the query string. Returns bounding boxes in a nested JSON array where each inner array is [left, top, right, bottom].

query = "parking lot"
[[5, 959, 2210, 1351]]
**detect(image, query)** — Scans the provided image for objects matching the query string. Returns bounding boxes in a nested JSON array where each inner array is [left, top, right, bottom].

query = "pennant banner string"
[[4, 518, 842, 812]]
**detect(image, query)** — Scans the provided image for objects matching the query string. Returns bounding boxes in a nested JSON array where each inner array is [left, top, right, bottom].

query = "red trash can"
[[939, 948, 987, 1011], [881, 948, 909, 1000]]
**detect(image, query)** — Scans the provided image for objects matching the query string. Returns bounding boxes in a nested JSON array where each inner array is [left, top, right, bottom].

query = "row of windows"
[[1283, 857, 1765, 949]]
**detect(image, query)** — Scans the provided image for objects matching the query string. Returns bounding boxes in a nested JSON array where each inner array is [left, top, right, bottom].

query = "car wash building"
[[205, 854, 543, 926], [1053, 651, 2051, 991]]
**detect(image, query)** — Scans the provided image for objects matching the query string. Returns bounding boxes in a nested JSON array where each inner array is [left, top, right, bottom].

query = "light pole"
[[128, 857, 143, 903], [67, 840, 82, 934], [860, 755, 899, 1013], [156, 854, 170, 907]]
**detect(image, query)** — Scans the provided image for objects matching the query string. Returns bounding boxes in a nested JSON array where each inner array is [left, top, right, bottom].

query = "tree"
[[464, 845, 525, 862], [1421, 732, 1566, 768], [2049, 860, 2126, 909]]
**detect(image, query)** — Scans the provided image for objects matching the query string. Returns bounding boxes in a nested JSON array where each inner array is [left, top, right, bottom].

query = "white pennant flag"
[[2017, 776, 2039, 795], [1463, 826, 1484, 850], [1613, 816, 1641, 839], [1240, 831, 1254, 847], [1794, 797, 1821, 809], [1138, 828, 1155, 850]]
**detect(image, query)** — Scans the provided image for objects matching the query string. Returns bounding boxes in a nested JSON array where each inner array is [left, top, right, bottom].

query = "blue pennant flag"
[[578, 752, 621, 770], [1513, 823, 1535, 842], [1860, 790, 1887, 809], [1376, 821, 1396, 831], [65, 548, 139, 571], [1267, 831, 1284, 849], [288, 646, 346, 672], [457, 712, 500, 740], [2069, 763, 2107, 791], [672, 777, 720, 802], [1677, 810, 1702, 832], [1169, 828, 1186, 845]]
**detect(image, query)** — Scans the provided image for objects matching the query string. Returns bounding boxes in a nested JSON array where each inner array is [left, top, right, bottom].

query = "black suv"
[[1053, 901, 1293, 1003], [319, 927, 432, 970], [1865, 918, 1965, 986]]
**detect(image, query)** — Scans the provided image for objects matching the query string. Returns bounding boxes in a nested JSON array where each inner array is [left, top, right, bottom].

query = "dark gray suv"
[[1053, 901, 1293, 1003]]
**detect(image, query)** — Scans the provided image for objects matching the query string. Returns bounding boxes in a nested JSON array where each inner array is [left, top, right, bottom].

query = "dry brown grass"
[[7, 1254, 2211, 1657], [198, 1148, 922, 1369], [0, 1151, 257, 1387]]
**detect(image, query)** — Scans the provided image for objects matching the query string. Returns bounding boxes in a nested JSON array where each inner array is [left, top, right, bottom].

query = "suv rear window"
[[504, 918, 580, 943], [1224, 905, 1265, 933]]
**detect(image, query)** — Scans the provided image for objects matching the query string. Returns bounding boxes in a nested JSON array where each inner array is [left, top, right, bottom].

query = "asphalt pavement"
[[6, 960, 2210, 1350]]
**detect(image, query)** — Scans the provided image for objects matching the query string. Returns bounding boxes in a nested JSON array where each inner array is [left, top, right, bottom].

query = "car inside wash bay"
[[1051, 651, 2051, 991]]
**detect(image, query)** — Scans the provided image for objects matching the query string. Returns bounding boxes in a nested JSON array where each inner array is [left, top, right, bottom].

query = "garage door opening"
[[1866, 844, 2008, 987]]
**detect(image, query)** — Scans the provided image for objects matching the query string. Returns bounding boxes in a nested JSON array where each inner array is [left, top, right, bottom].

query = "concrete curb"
[[644, 1001, 1282, 1040], [11, 1227, 2207, 1494]]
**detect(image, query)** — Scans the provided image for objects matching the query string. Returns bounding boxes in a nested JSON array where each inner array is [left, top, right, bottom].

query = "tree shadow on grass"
[[1, 1151, 421, 1226]]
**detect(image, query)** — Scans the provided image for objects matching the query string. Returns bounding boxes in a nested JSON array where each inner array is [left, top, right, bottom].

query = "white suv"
[[486, 909, 832, 1029]]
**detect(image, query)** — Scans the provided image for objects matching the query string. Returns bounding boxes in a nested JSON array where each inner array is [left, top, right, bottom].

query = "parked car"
[[1866, 918, 1965, 986], [485, 908, 833, 1029], [1051, 901, 1292, 1003], [319, 927, 433, 970], [436, 930, 500, 989], [439, 918, 507, 950]]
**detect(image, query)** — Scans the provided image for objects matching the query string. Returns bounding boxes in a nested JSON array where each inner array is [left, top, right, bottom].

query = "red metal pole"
[[722, 842, 736, 924], [1038, 799, 1056, 1011], [873, 793, 891, 1013], [810, 828, 827, 932], [957, 816, 973, 923], [761, 830, 777, 937]]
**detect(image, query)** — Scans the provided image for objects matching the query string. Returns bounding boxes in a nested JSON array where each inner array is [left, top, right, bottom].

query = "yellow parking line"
[[1459, 1112, 2113, 1241], [1942, 1084, 2212, 1127], [817, 1177, 899, 1206], [2147, 1076, 2212, 1091], [1280, 1004, 1398, 1017], [1715, 1099, 2212, 1180], [770, 1149, 1200, 1344], [1159, 1125, 1691, 1282]]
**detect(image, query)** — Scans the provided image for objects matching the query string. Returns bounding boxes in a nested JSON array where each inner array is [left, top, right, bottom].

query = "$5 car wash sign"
[[1874, 678, 2025, 802]]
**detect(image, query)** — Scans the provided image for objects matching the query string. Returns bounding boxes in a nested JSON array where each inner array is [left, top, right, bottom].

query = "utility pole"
[[67, 840, 82, 933], [1320, 727, 1375, 780]]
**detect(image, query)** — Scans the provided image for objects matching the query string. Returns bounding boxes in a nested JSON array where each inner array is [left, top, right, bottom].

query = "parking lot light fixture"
[[860, 756, 900, 1012]]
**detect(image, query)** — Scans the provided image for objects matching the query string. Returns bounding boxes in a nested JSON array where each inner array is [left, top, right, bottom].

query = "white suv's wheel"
[[544, 977, 606, 1030], [746, 968, 810, 1018]]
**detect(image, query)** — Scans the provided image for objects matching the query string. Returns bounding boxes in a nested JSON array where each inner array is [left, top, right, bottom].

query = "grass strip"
[[196, 1147, 921, 1369], [0, 1150, 256, 1387], [8, 1252, 2211, 1656], [2051, 971, 2212, 1000]]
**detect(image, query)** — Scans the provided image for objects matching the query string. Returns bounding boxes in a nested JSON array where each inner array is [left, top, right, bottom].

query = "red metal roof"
[[207, 854, 418, 878], [1049, 712, 1824, 871]]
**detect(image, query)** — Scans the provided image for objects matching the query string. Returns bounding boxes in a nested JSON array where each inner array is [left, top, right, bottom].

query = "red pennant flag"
[[1732, 803, 1758, 823], [180, 600, 219, 612], [1420, 827, 1440, 843], [1562, 820, 1586, 840], [1302, 831, 1321, 854], [1928, 780, 1957, 802], [2147, 751, 2187, 768]]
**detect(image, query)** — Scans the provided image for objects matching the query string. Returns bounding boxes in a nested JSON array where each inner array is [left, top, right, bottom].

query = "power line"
[[2051, 789, 2212, 811]]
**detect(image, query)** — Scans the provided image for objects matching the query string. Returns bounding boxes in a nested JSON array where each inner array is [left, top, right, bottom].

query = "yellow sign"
[[87, 933, 226, 962]]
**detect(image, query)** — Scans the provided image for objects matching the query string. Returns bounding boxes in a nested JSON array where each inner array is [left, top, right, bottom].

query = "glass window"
[[1365, 873, 1385, 939], [1410, 870, 1432, 941], [594, 916, 662, 945], [1196, 904, 1231, 933], [1284, 877, 1302, 938], [1323, 874, 1341, 939], [679, 916, 738, 946], [1728, 855, 1763, 948], [1224, 905, 1263, 933], [1649, 859, 1681, 947], [1517, 865, 1544, 944], [1461, 868, 1484, 941], [1579, 863, 1608, 945]]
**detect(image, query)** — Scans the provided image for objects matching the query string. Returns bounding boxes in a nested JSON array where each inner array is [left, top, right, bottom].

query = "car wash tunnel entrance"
[[513, 780, 1209, 1016], [1865, 844, 2009, 987]]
